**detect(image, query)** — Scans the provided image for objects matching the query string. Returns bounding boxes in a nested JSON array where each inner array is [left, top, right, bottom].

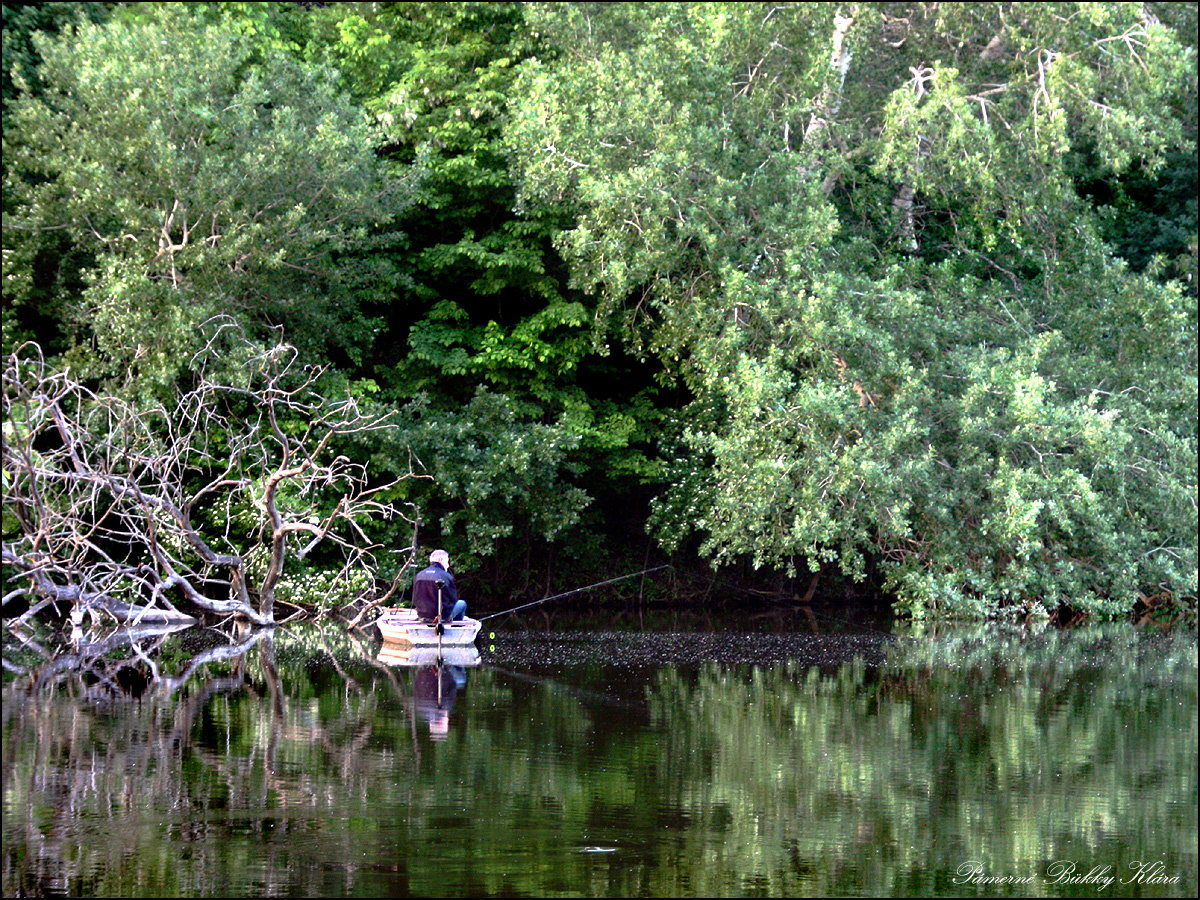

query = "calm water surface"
[[3, 610, 1196, 898]]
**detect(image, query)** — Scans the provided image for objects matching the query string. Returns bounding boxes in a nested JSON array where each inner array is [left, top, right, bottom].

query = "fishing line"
[[479, 565, 671, 622]]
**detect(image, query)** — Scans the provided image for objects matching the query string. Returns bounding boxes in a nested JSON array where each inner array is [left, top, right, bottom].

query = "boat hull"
[[375, 608, 481, 646]]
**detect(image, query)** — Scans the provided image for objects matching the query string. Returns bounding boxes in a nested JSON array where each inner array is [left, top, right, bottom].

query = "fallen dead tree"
[[3, 320, 422, 627]]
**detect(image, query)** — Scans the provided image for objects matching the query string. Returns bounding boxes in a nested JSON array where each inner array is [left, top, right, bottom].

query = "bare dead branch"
[[3, 321, 424, 627]]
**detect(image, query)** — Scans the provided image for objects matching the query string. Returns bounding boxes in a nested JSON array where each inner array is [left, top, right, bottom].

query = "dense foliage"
[[3, 1, 1196, 620]]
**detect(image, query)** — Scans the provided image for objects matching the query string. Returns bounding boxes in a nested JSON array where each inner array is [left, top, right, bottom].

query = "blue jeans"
[[450, 599, 467, 621]]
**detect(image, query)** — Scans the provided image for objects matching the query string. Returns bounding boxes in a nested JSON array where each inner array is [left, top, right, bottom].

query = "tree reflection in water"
[[2, 616, 1196, 898]]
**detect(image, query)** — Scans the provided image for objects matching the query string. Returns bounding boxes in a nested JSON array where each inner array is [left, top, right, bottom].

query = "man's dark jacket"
[[413, 562, 462, 620]]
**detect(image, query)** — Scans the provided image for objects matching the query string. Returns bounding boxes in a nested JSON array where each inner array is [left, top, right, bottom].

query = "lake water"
[[3, 610, 1196, 898]]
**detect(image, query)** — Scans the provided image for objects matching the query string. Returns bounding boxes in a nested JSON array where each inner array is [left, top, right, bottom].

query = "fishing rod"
[[479, 565, 671, 622]]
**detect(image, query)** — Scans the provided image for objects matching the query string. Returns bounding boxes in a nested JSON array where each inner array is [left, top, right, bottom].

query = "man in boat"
[[413, 549, 468, 623]]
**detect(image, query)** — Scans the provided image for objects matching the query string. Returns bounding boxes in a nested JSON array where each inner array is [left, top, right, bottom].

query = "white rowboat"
[[375, 607, 482, 646]]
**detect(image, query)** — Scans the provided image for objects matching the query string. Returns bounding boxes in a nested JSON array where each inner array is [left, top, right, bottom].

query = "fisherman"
[[412, 549, 468, 623]]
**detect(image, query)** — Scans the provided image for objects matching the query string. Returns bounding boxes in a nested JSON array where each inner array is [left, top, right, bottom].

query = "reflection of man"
[[413, 550, 467, 623], [413, 664, 468, 740]]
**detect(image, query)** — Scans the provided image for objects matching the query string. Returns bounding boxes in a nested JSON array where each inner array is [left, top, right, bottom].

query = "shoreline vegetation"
[[3, 3, 1196, 631]]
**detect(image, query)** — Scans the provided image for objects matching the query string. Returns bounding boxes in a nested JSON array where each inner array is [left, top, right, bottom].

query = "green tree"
[[505, 2, 1197, 618], [1, 2, 109, 115], [3, 3, 408, 388], [1, 1, 112, 357], [294, 2, 667, 570]]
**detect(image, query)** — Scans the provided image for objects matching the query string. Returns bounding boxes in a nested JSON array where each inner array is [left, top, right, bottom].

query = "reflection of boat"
[[413, 658, 468, 740], [375, 635, 478, 742], [377, 642, 482, 668], [375, 607, 482, 646]]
